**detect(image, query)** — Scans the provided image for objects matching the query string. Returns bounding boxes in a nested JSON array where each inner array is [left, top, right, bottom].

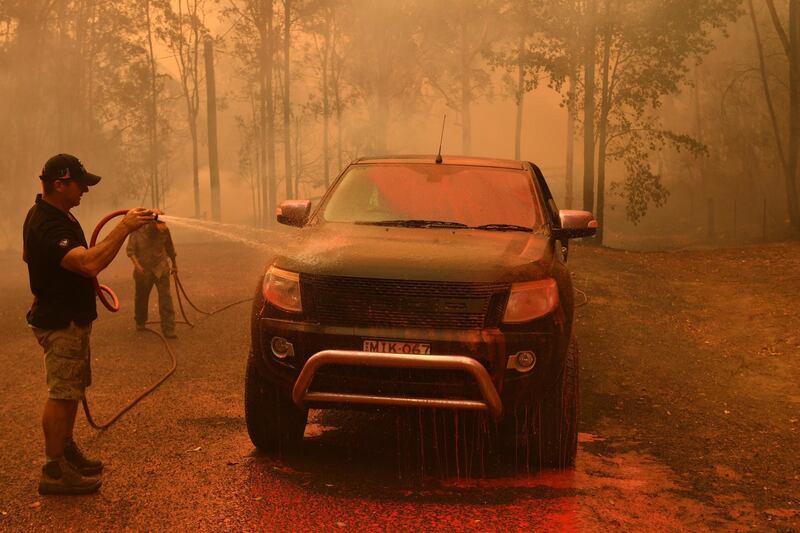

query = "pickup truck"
[[245, 155, 596, 468]]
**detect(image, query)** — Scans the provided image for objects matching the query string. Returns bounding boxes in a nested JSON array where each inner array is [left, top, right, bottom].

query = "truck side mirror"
[[276, 200, 311, 227], [552, 209, 598, 240]]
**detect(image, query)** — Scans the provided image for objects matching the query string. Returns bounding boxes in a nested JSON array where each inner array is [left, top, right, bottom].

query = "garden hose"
[[89, 208, 130, 312], [81, 209, 251, 430]]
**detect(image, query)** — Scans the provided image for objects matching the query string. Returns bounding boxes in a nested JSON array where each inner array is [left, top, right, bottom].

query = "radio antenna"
[[435, 114, 446, 164]]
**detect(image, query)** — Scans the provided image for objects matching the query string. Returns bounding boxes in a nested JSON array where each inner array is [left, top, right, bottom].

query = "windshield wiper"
[[355, 219, 469, 229], [471, 223, 533, 232]]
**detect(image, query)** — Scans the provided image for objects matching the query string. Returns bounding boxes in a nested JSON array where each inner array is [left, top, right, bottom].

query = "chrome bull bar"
[[291, 349, 503, 419]]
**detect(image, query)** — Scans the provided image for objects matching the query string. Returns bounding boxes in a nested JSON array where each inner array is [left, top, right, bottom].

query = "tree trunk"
[[693, 63, 707, 228], [205, 37, 221, 221], [750, 0, 799, 231], [596, 14, 612, 245], [256, 0, 274, 226], [789, 0, 800, 231], [175, 0, 202, 218], [84, 2, 98, 144], [294, 116, 302, 197], [460, 22, 472, 155], [259, 9, 268, 226], [335, 82, 343, 173], [248, 90, 259, 225], [283, 0, 292, 200], [322, 17, 330, 186], [145, 0, 160, 209], [55, 0, 67, 147], [253, 88, 263, 225], [565, 74, 576, 209], [333, 12, 343, 173], [582, 0, 596, 214], [191, 1, 202, 219], [190, 121, 200, 218], [266, 0, 277, 224], [514, 36, 525, 160]]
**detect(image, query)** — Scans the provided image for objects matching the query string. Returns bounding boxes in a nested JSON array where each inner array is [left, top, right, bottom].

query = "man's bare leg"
[[42, 398, 77, 459], [39, 397, 100, 494], [65, 400, 78, 441]]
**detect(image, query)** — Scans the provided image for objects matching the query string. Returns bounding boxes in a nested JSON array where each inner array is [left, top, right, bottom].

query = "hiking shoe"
[[64, 439, 104, 476], [136, 324, 146, 331], [38, 458, 101, 495], [163, 331, 177, 339]]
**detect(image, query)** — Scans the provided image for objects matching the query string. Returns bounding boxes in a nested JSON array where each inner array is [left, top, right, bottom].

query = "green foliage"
[[0, 0, 750, 241], [0, 1, 175, 213], [595, 0, 741, 222], [339, 0, 423, 153], [608, 119, 711, 224], [485, 0, 578, 98]]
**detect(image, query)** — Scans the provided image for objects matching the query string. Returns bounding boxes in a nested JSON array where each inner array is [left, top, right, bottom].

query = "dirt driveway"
[[575, 241, 800, 530], [0, 230, 797, 531]]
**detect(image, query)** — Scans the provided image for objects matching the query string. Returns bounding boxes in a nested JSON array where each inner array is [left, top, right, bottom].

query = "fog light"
[[516, 351, 535, 368], [271, 337, 294, 359], [507, 350, 536, 373]]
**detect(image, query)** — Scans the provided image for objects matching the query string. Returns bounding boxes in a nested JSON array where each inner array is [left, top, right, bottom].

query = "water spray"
[[82, 208, 254, 430]]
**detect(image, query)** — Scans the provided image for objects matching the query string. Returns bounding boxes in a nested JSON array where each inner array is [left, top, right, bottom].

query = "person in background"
[[24, 153, 155, 495], [126, 218, 178, 338]]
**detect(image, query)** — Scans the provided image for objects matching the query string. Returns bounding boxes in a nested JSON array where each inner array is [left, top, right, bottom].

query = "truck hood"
[[273, 222, 553, 282]]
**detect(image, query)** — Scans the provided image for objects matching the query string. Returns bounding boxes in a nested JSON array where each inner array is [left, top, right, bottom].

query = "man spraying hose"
[[23, 153, 155, 495]]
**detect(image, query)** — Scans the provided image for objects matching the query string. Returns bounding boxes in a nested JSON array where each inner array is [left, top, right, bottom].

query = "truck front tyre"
[[244, 356, 307, 454], [498, 338, 579, 469], [538, 337, 579, 468]]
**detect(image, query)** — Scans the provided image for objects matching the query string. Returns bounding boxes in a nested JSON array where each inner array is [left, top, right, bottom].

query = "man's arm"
[[61, 208, 154, 278]]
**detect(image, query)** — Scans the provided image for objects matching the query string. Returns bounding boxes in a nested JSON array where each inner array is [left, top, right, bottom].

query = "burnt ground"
[[0, 229, 798, 531]]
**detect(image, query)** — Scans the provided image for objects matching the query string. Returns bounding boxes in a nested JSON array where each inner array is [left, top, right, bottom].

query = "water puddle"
[[243, 437, 743, 531]]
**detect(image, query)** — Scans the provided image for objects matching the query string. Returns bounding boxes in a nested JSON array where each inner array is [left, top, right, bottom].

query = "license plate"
[[363, 339, 431, 355]]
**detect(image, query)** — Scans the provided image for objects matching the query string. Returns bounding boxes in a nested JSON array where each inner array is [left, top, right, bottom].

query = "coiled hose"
[[81, 209, 250, 430]]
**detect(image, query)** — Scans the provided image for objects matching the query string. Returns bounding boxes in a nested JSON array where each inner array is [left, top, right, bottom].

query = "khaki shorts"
[[31, 322, 92, 401]]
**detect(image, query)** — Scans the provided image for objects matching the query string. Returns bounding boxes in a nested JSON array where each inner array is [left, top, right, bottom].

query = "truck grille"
[[300, 274, 510, 329]]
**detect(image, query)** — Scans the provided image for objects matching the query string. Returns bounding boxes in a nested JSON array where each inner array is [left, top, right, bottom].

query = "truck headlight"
[[502, 278, 559, 323], [263, 266, 302, 313]]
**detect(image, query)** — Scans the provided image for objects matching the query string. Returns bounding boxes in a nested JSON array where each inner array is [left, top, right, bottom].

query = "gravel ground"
[[0, 226, 798, 531]]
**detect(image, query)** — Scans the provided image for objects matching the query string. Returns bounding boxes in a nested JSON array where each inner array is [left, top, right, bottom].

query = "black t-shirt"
[[23, 195, 97, 329]]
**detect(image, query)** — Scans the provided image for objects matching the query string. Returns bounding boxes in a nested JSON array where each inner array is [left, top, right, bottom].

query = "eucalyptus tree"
[[0, 1, 168, 209], [141, 0, 175, 208], [162, 0, 209, 218], [488, 1, 578, 166], [299, 0, 356, 180], [281, 0, 293, 199], [752, 0, 800, 233], [586, 0, 740, 242], [555, 0, 584, 210], [494, 0, 596, 210], [301, 0, 338, 186], [224, 0, 277, 227], [415, 0, 503, 155], [340, 0, 422, 155]]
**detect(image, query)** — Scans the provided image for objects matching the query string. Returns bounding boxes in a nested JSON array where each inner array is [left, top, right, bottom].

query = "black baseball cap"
[[39, 153, 102, 186]]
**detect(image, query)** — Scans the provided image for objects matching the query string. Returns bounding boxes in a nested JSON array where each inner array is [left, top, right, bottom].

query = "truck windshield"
[[321, 163, 545, 229]]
